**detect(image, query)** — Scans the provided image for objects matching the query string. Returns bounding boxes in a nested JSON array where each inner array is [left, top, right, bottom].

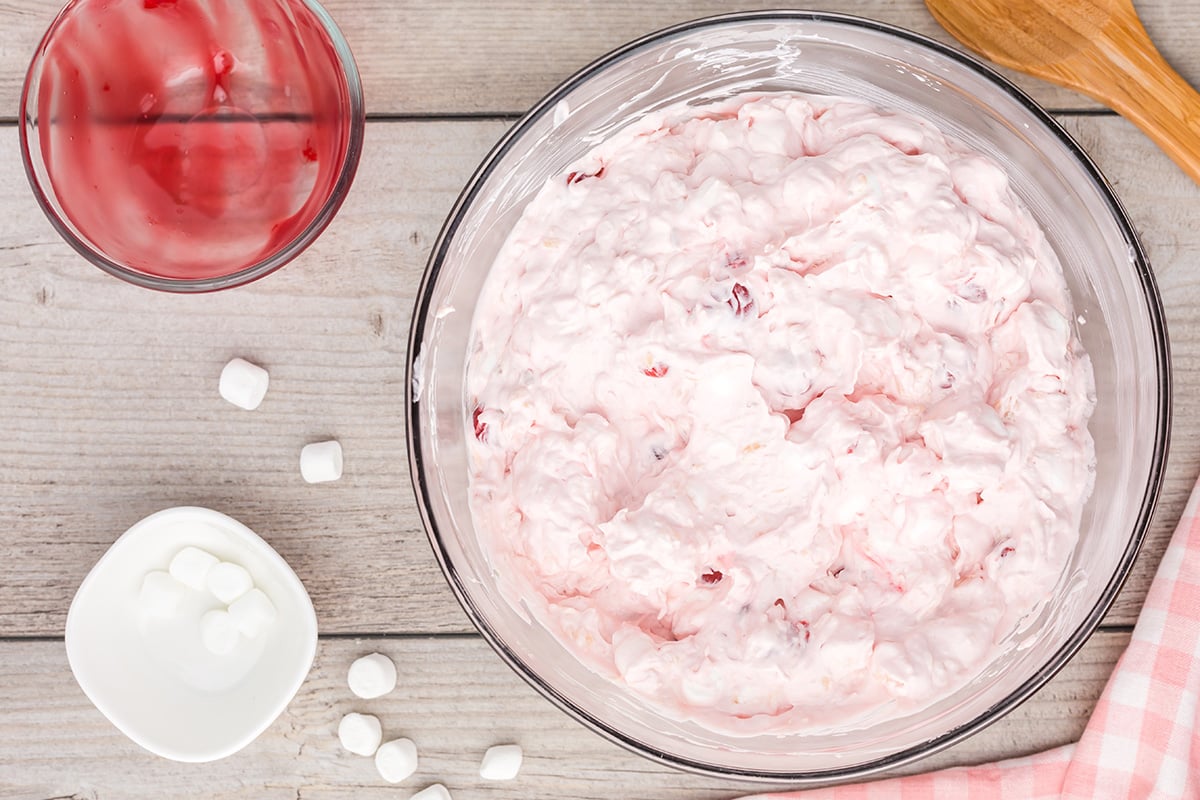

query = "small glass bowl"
[[20, 0, 365, 292], [407, 11, 1170, 783]]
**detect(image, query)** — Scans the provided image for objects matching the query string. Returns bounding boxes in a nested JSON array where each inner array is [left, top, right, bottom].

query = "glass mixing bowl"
[[20, 0, 365, 292], [406, 11, 1169, 782]]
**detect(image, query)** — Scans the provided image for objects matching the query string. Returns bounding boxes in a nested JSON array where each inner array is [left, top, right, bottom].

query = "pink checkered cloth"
[[743, 480, 1200, 800]]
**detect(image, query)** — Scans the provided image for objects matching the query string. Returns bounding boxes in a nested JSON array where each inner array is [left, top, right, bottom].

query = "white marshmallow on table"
[[168, 546, 219, 591], [206, 561, 254, 604], [347, 652, 397, 699], [227, 587, 277, 638], [409, 785, 451, 800], [300, 440, 343, 483], [479, 744, 523, 780], [338, 712, 382, 756], [374, 738, 418, 783], [200, 609, 240, 655], [219, 357, 270, 411], [138, 570, 185, 617]]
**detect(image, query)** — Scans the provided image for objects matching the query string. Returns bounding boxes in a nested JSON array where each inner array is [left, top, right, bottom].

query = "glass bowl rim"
[[406, 9, 1172, 783], [18, 0, 366, 294]]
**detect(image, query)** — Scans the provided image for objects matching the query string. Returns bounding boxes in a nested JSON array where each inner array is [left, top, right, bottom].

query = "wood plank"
[[1058, 114, 1200, 624], [0, 119, 512, 638], [0, 632, 1127, 799], [1, 114, 1197, 637], [5, 0, 1200, 118]]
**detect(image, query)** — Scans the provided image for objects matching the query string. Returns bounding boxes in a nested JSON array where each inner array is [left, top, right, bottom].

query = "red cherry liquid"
[[31, 0, 355, 281]]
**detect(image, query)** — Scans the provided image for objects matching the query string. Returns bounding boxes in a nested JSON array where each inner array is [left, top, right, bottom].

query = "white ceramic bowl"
[[65, 506, 317, 762]]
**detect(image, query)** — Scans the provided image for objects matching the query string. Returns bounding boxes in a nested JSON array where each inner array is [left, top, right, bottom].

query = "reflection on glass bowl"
[[407, 11, 1169, 783]]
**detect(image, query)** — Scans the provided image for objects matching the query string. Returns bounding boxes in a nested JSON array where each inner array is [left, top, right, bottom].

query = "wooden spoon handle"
[[1077, 13, 1200, 185]]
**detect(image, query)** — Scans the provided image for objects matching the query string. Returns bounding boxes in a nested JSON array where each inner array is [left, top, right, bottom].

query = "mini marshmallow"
[[138, 570, 185, 617], [479, 744, 523, 780], [219, 357, 269, 411], [206, 561, 254, 604], [409, 785, 451, 800], [374, 738, 418, 783], [227, 587, 277, 638], [200, 609, 239, 655], [337, 712, 382, 756], [347, 652, 397, 699], [300, 440, 343, 483], [168, 546, 219, 591]]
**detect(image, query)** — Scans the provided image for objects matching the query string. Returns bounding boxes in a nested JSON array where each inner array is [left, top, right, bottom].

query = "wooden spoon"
[[924, 0, 1200, 184]]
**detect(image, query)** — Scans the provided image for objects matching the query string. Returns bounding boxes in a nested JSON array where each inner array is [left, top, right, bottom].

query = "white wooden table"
[[1, 1, 1197, 797]]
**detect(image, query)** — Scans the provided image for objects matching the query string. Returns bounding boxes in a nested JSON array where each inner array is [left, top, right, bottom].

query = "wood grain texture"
[[1059, 112, 1200, 616], [0, 633, 1128, 800], [0, 119, 511, 637], [1, 0, 1197, 790], [926, 0, 1200, 186], [1, 112, 1198, 637], [4, 0, 1200, 118]]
